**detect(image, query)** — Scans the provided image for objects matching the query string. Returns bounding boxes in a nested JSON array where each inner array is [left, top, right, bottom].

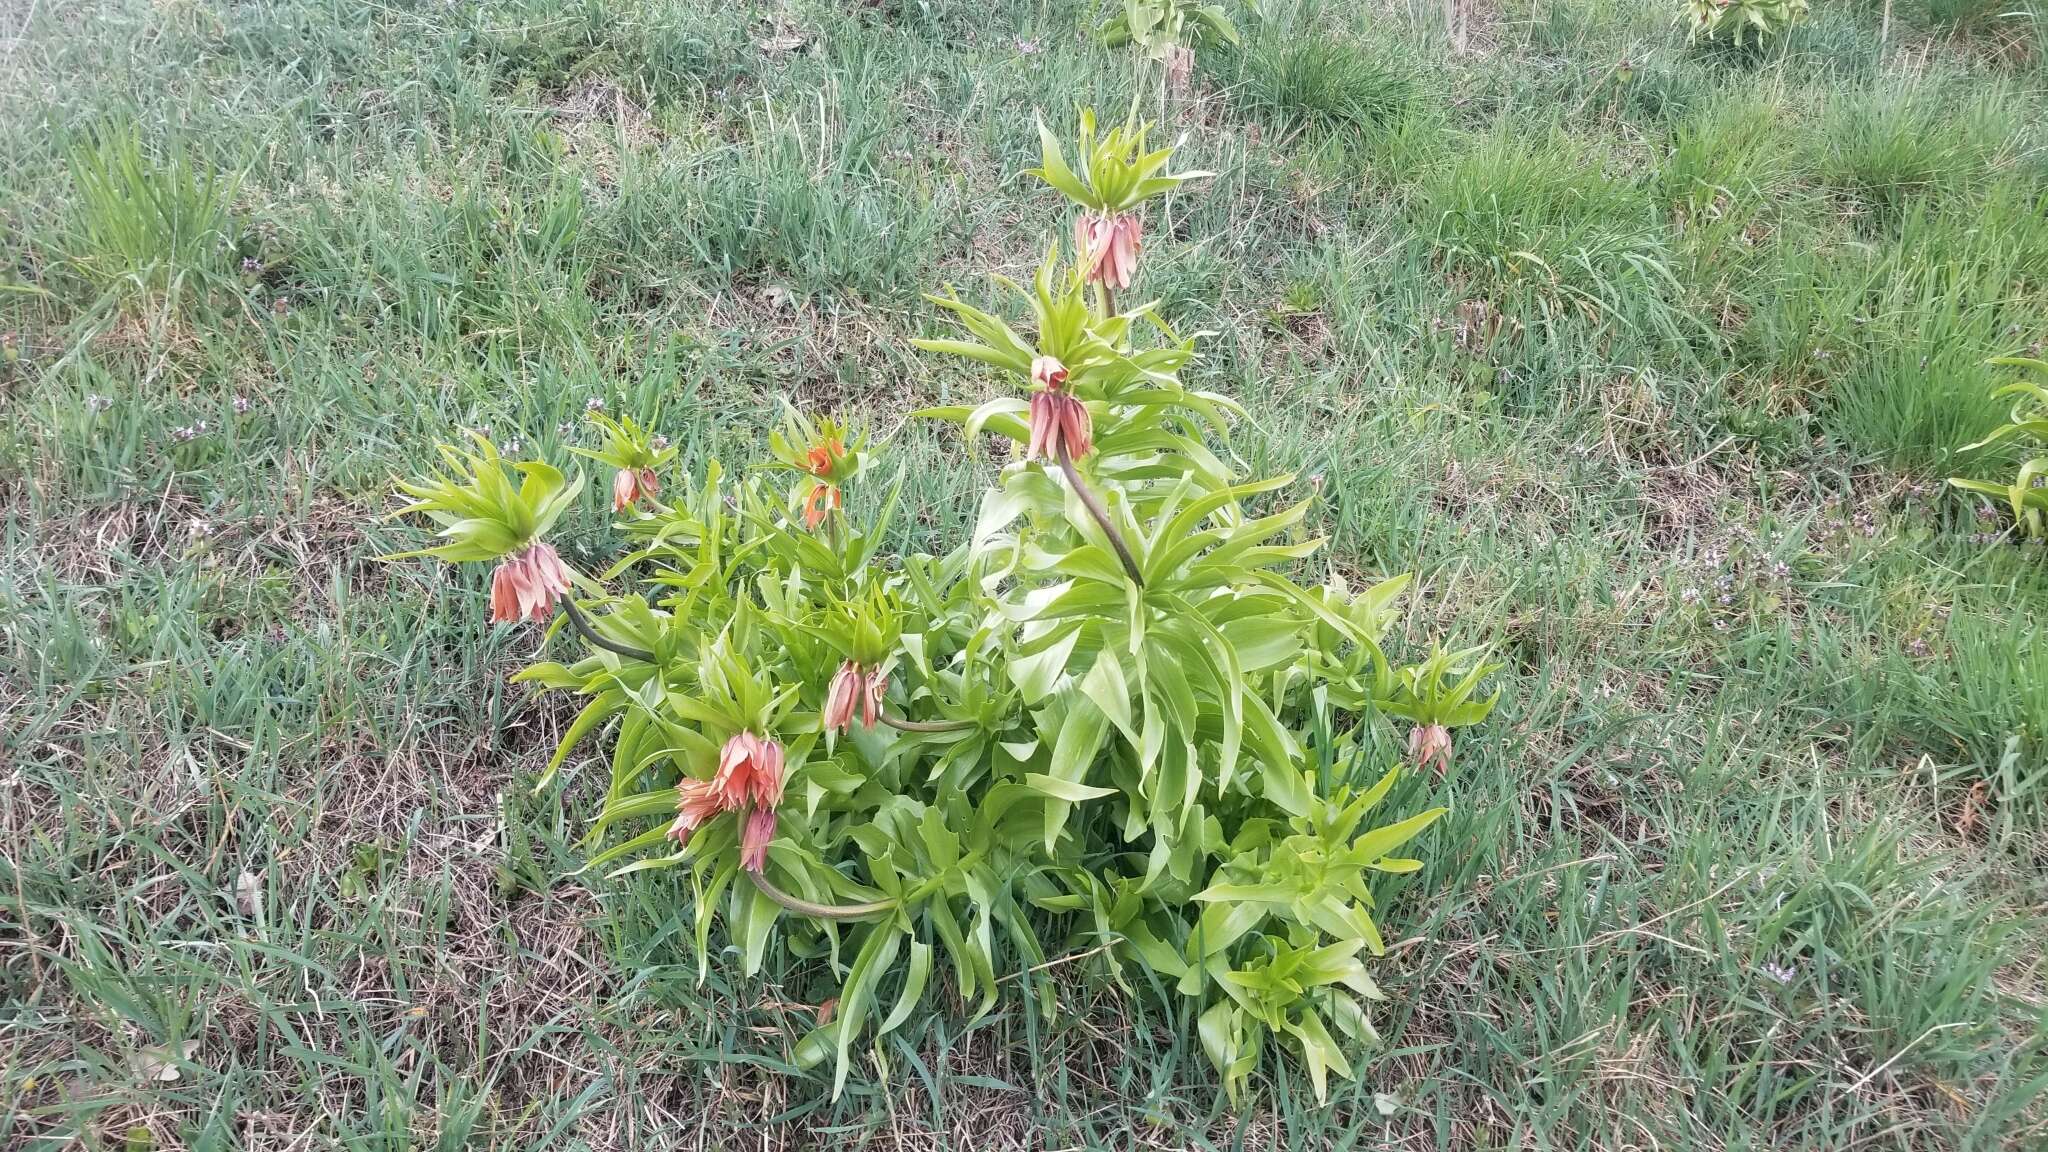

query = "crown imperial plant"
[[1679, 0, 1809, 46], [387, 109, 1499, 1105]]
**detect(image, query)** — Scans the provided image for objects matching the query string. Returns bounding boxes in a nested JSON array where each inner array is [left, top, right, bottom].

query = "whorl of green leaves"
[[914, 249, 1238, 479], [1380, 644, 1504, 729], [383, 433, 581, 562], [1028, 109, 1213, 214], [571, 411, 676, 474], [1099, 0, 1242, 59], [1680, 0, 1808, 46]]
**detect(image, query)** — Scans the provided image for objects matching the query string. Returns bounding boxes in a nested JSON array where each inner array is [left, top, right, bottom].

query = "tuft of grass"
[[600, 103, 942, 303], [1661, 90, 1804, 215], [1813, 79, 2025, 222], [61, 125, 245, 320], [467, 0, 752, 103], [1818, 193, 2047, 469], [1223, 10, 1419, 143], [1416, 128, 1692, 347]]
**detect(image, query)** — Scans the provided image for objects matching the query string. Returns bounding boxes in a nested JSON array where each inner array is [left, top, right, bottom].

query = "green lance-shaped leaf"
[[875, 939, 933, 1037]]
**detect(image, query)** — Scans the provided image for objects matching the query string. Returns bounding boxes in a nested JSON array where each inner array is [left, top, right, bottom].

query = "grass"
[[1222, 5, 1424, 144], [60, 125, 247, 322], [3, 0, 2047, 1148]]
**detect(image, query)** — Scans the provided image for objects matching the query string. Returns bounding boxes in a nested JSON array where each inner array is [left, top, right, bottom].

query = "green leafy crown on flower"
[[1028, 108, 1212, 215], [381, 433, 582, 563]]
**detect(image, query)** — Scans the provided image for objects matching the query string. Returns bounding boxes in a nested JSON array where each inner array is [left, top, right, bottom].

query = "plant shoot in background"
[[1951, 357, 2048, 539]]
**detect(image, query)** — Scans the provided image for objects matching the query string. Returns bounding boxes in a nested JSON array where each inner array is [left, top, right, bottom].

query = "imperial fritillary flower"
[[488, 541, 573, 624], [1074, 211, 1142, 290], [1025, 356, 1092, 463], [1408, 723, 1453, 777], [740, 805, 778, 873], [712, 731, 786, 810], [612, 466, 660, 512], [666, 778, 726, 845], [801, 437, 846, 530], [824, 661, 887, 733]]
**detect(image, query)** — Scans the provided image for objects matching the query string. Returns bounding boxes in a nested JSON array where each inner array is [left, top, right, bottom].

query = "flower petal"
[[739, 807, 777, 872]]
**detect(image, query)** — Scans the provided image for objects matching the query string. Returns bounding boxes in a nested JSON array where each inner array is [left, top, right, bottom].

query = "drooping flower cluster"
[[1408, 723, 1453, 777], [1025, 355, 1092, 462], [1074, 211, 1141, 290], [768, 409, 867, 535], [824, 660, 887, 733], [573, 412, 675, 517], [669, 731, 786, 871], [611, 465, 660, 512], [1383, 643, 1500, 781], [488, 541, 574, 623], [803, 438, 845, 530]]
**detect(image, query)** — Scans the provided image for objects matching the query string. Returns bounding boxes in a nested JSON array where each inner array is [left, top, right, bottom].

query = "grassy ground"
[[4, 0, 2048, 1147]]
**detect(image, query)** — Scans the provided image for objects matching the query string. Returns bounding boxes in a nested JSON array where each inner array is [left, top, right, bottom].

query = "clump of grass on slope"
[[1416, 127, 1690, 345], [1820, 191, 2048, 469], [1223, 7, 1419, 143], [1813, 78, 2026, 223], [60, 124, 245, 320]]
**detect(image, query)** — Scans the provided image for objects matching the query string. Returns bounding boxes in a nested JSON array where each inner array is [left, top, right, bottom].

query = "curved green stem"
[[745, 869, 895, 921], [1057, 446, 1145, 588], [880, 712, 978, 734], [558, 596, 657, 663]]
